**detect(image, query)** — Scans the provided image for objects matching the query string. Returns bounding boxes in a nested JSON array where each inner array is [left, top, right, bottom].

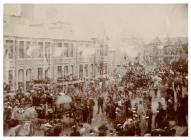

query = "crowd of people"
[[3, 61, 188, 136]]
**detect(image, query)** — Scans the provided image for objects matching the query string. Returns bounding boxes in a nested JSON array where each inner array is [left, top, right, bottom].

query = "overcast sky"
[[4, 4, 188, 57]]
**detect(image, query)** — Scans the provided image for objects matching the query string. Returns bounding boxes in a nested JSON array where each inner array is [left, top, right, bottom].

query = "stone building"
[[3, 5, 115, 91], [142, 37, 188, 67], [4, 34, 114, 91]]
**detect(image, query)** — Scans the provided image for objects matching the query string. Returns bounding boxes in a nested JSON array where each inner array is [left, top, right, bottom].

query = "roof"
[[4, 16, 93, 41]]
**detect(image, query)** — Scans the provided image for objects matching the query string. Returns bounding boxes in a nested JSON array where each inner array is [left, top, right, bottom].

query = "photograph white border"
[[0, 0, 190, 140]]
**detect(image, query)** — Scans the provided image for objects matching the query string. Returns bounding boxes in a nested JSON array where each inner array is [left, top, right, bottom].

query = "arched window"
[[26, 68, 32, 82], [18, 69, 24, 88]]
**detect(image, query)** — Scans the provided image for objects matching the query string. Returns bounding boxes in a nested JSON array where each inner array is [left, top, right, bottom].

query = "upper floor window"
[[25, 41, 31, 58], [70, 43, 74, 57], [38, 42, 43, 58], [5, 40, 13, 59], [64, 65, 68, 76], [64, 43, 69, 57], [58, 42, 62, 47], [19, 41, 24, 58], [57, 66, 62, 78], [104, 45, 108, 56], [45, 42, 51, 58]]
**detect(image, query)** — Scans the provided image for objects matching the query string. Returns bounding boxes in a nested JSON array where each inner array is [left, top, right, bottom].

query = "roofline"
[[3, 34, 94, 43]]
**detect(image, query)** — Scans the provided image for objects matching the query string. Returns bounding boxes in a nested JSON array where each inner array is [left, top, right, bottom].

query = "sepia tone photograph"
[[3, 4, 188, 136]]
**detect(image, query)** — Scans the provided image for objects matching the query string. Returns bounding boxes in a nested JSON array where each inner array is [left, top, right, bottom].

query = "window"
[[26, 69, 32, 81], [71, 65, 74, 76], [5, 40, 13, 59], [8, 70, 13, 86], [91, 64, 94, 76], [38, 42, 43, 58], [38, 68, 43, 80], [99, 63, 104, 75], [70, 43, 74, 57], [19, 41, 24, 58], [18, 69, 24, 88], [79, 64, 83, 79], [104, 45, 108, 56], [57, 66, 62, 78], [45, 42, 50, 58], [85, 64, 88, 77], [25, 41, 31, 58], [64, 66, 68, 76], [64, 43, 69, 57], [100, 44, 104, 56], [104, 63, 107, 74], [58, 42, 62, 47]]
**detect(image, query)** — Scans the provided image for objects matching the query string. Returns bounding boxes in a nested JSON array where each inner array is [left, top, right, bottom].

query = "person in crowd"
[[97, 94, 104, 114], [166, 95, 175, 121], [3, 59, 188, 136], [98, 124, 108, 136], [82, 101, 89, 123], [135, 122, 141, 136], [153, 79, 159, 98], [155, 102, 167, 129], [146, 105, 153, 132], [87, 98, 95, 124], [137, 101, 145, 119], [176, 96, 187, 126], [166, 83, 174, 103], [70, 126, 81, 136]]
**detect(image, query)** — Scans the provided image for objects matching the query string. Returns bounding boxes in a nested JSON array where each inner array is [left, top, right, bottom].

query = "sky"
[[4, 4, 188, 57]]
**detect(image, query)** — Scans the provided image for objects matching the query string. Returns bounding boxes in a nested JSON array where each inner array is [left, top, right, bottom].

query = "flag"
[[79, 47, 95, 57], [53, 47, 65, 57], [44, 51, 50, 78], [170, 69, 174, 75], [26, 46, 35, 57]]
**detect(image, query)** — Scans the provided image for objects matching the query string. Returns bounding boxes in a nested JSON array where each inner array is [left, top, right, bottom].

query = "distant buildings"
[[142, 37, 188, 67]]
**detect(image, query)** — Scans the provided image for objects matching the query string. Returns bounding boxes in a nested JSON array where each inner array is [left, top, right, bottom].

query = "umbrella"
[[56, 94, 72, 104], [36, 106, 43, 110], [6, 92, 16, 97], [40, 123, 53, 131], [79, 123, 91, 136], [24, 92, 31, 97], [144, 133, 151, 136], [79, 127, 86, 135], [83, 123, 91, 132]]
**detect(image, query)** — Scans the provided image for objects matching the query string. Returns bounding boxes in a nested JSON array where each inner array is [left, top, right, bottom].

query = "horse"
[[6, 121, 34, 136], [11, 106, 38, 121]]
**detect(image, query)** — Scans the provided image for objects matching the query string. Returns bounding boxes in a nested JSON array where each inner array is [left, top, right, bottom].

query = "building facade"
[[142, 37, 188, 67], [4, 35, 114, 91]]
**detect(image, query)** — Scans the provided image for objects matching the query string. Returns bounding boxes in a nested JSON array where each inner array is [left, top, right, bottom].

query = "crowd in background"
[[4, 61, 188, 136]]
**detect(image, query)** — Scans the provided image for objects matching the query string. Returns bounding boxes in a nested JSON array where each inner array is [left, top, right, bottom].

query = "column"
[[75, 44, 78, 78], [42, 67, 45, 80], [63, 65, 65, 77], [14, 39, 18, 90], [42, 42, 45, 79], [50, 41, 53, 80]]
